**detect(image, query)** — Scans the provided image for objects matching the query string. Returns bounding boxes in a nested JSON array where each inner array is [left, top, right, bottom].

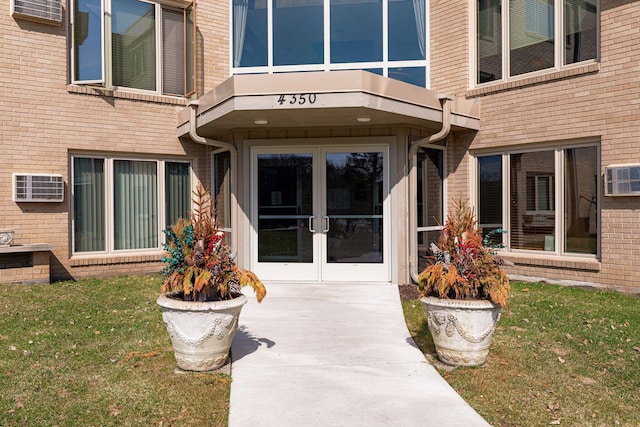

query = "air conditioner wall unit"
[[13, 173, 64, 202], [605, 164, 640, 196], [10, 0, 62, 25]]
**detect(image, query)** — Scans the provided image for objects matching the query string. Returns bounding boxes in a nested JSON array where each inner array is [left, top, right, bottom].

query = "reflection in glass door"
[[256, 153, 316, 279], [321, 148, 388, 282], [252, 145, 389, 282]]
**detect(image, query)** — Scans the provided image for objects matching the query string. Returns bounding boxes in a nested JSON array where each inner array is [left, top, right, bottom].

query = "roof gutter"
[[408, 95, 453, 284], [188, 101, 239, 251]]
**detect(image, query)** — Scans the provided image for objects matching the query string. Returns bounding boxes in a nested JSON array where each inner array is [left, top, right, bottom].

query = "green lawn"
[[2, 276, 638, 426], [403, 282, 640, 427], [0, 275, 230, 427]]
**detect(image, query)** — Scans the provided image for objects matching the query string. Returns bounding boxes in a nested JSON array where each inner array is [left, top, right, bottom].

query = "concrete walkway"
[[229, 283, 491, 427]]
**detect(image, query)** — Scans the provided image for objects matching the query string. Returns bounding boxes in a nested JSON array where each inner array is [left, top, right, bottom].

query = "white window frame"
[[70, 0, 195, 96], [471, 0, 600, 88], [525, 174, 555, 214], [473, 142, 600, 258], [229, 0, 431, 88], [70, 154, 193, 256]]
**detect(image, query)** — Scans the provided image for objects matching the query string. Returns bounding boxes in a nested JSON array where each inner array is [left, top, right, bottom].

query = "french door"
[[251, 144, 390, 282]]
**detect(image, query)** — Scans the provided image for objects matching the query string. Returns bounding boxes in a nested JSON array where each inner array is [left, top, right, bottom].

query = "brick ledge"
[[70, 254, 160, 267], [67, 85, 190, 106], [501, 252, 601, 272], [466, 62, 600, 98]]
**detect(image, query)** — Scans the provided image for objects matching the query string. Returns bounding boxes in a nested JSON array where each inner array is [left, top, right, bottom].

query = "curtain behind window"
[[165, 162, 190, 228], [74, 158, 106, 252], [114, 160, 158, 250], [162, 8, 184, 95]]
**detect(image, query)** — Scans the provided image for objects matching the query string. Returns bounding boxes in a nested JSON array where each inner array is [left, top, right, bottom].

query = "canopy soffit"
[[176, 70, 480, 139]]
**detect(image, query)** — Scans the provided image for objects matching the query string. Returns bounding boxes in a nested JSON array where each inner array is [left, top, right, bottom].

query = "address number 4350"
[[277, 94, 317, 105]]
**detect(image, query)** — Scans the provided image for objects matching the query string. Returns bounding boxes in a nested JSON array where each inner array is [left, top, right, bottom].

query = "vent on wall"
[[10, 0, 62, 25], [13, 173, 64, 202], [605, 164, 640, 196]]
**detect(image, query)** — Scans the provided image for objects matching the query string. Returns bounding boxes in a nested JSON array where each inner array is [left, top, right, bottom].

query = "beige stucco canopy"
[[177, 70, 479, 139]]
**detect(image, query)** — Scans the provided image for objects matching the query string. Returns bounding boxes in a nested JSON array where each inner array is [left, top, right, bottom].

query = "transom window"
[[476, 0, 598, 85], [232, 0, 428, 87], [72, 156, 191, 255], [476, 145, 599, 256], [71, 0, 195, 96]]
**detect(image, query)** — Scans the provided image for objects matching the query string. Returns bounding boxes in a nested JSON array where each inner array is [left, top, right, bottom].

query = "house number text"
[[277, 94, 317, 105]]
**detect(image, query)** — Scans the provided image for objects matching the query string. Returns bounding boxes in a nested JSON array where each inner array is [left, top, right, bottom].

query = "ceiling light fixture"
[[254, 119, 268, 125], [356, 116, 371, 123]]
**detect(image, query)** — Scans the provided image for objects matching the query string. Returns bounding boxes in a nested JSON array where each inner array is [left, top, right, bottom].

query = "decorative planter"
[[420, 296, 502, 367], [157, 293, 247, 372], [0, 230, 15, 247]]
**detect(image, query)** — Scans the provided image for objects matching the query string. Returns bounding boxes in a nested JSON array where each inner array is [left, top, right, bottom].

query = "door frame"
[[246, 137, 394, 283]]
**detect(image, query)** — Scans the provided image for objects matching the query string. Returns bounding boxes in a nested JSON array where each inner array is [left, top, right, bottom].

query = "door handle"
[[323, 216, 330, 233], [308, 216, 316, 233]]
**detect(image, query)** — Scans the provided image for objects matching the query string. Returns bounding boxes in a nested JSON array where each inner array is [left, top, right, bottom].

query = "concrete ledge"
[[0, 244, 54, 254], [0, 244, 54, 284]]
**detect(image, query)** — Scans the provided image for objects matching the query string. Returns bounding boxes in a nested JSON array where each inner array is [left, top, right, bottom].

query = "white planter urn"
[[157, 293, 247, 372], [420, 297, 502, 367], [0, 229, 15, 247]]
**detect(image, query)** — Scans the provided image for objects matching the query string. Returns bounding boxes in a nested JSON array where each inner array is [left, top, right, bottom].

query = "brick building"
[[1, 0, 638, 292]]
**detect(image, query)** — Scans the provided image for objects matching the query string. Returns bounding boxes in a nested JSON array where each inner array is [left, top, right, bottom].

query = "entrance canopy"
[[176, 71, 479, 139]]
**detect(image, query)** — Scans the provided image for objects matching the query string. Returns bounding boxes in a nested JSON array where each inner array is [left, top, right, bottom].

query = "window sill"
[[69, 253, 160, 267], [467, 62, 600, 98], [67, 85, 190, 106], [500, 251, 601, 272]]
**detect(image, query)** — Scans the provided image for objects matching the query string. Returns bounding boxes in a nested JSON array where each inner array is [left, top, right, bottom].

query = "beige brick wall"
[[430, 0, 470, 95], [197, 0, 231, 94], [0, 0, 220, 281], [433, 1, 640, 290]]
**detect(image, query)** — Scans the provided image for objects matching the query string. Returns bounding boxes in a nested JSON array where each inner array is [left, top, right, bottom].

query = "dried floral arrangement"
[[418, 199, 510, 307], [161, 185, 266, 303]]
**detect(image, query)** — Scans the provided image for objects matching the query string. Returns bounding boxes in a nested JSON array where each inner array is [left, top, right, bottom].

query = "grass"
[[403, 281, 640, 427], [0, 275, 230, 427], [3, 275, 639, 426]]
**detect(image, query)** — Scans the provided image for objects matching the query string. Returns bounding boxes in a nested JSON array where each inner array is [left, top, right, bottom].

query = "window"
[[71, 0, 195, 96], [476, 144, 598, 256], [232, 0, 428, 88], [526, 174, 554, 212], [72, 156, 191, 254], [416, 146, 445, 271], [213, 151, 233, 242], [476, 0, 597, 84], [477, 155, 502, 244]]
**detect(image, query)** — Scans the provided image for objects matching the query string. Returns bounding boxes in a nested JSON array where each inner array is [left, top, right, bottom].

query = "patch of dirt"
[[399, 284, 420, 301]]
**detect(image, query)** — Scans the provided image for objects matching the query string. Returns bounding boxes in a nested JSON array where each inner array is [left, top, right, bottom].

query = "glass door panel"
[[257, 153, 314, 263], [325, 152, 384, 263], [252, 145, 389, 282], [321, 148, 389, 282]]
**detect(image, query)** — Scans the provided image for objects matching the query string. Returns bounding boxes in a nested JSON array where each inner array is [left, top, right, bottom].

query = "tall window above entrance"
[[232, 0, 428, 88]]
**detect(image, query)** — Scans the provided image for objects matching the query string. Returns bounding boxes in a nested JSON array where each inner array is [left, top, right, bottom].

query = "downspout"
[[408, 94, 453, 284], [188, 101, 240, 252]]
